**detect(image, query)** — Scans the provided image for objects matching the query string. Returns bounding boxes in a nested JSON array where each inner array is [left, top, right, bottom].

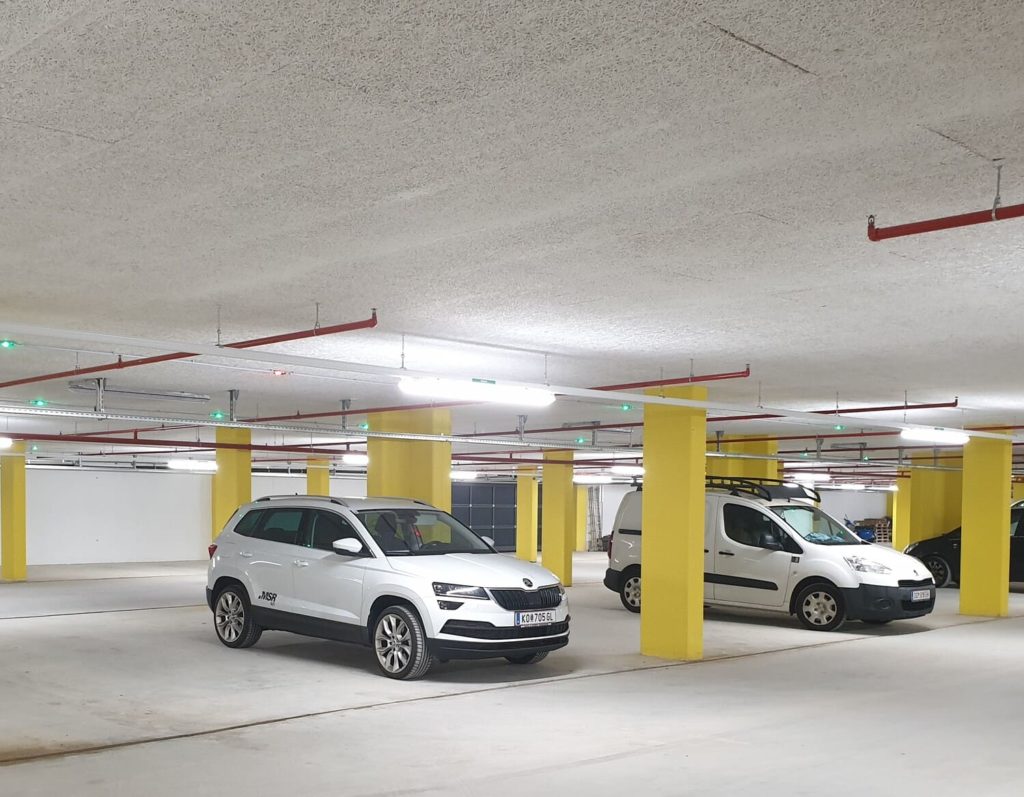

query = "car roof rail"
[[254, 494, 350, 507], [705, 476, 821, 504]]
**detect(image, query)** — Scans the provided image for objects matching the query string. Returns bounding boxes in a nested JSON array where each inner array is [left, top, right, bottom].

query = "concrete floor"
[[2, 554, 1023, 795]]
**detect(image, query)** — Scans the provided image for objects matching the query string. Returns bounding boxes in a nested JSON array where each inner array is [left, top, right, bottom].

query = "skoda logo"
[[523, 578, 533, 588]]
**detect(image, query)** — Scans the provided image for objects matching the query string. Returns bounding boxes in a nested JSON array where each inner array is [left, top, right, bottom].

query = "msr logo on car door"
[[258, 591, 277, 605]]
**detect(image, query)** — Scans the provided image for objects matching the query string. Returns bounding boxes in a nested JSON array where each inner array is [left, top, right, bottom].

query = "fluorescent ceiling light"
[[900, 428, 970, 446], [450, 470, 478, 481], [610, 465, 645, 476], [790, 472, 831, 483], [573, 474, 614, 485], [833, 483, 866, 491], [399, 377, 556, 407], [785, 460, 850, 469], [0, 436, 13, 450], [167, 459, 218, 472], [341, 453, 369, 467]]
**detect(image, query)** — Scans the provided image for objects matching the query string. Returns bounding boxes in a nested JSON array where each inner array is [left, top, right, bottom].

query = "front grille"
[[440, 620, 569, 639], [898, 578, 933, 588], [489, 586, 562, 610]]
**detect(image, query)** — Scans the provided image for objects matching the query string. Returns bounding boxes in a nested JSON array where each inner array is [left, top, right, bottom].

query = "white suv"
[[604, 478, 935, 631], [206, 495, 569, 679]]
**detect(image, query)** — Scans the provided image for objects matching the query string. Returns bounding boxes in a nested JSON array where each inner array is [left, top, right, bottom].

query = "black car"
[[904, 502, 1024, 587]]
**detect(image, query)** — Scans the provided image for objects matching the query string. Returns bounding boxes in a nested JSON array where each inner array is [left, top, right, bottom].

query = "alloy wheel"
[[375, 613, 413, 674], [215, 591, 244, 643]]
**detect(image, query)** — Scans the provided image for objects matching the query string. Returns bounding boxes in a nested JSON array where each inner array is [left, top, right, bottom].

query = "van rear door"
[[711, 501, 792, 607]]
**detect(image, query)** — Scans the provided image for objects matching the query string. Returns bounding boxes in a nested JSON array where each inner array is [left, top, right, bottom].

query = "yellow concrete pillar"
[[732, 439, 779, 481], [641, 386, 707, 661], [211, 427, 252, 539], [885, 490, 895, 518], [892, 476, 912, 551], [515, 468, 539, 562], [366, 409, 451, 510], [307, 458, 330, 496], [575, 486, 589, 551], [960, 437, 1011, 617], [540, 451, 575, 586], [907, 455, 961, 545], [1, 442, 27, 581]]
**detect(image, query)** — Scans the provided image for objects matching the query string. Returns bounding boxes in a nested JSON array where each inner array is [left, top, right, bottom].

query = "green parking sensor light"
[[0, 339, 16, 349], [575, 436, 587, 444], [358, 422, 370, 431], [620, 403, 634, 411], [209, 410, 226, 421], [833, 424, 846, 431], [30, 398, 48, 407]]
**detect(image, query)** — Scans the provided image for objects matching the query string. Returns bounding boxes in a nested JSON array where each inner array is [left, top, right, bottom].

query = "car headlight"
[[903, 543, 917, 555], [844, 556, 892, 575], [556, 583, 566, 598], [432, 583, 489, 600]]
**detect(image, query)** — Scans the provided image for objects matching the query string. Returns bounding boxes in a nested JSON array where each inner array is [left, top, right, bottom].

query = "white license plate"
[[515, 610, 557, 627], [911, 589, 931, 602]]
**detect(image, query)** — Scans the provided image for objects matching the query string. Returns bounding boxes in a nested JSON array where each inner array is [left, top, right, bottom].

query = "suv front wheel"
[[372, 605, 435, 680]]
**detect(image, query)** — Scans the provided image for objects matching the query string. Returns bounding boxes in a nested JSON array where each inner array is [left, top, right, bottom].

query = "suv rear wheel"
[[214, 584, 263, 648], [619, 567, 641, 613], [372, 605, 435, 680]]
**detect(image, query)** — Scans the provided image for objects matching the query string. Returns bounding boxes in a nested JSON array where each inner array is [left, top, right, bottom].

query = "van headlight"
[[844, 556, 892, 575], [432, 583, 489, 600]]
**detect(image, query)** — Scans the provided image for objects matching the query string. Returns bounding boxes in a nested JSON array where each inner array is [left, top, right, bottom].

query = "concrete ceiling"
[[2, 1, 1024, 465]]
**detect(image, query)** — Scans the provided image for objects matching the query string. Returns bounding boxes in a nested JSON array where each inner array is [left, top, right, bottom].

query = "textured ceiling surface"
[[1, 1, 1023, 460]]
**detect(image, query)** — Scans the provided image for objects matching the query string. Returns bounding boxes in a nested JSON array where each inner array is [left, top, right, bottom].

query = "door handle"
[[294, 560, 310, 568], [239, 551, 253, 558], [718, 551, 735, 557]]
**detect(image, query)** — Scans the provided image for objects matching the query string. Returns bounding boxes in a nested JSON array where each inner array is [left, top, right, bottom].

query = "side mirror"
[[332, 538, 364, 556], [760, 535, 784, 551], [480, 536, 496, 548]]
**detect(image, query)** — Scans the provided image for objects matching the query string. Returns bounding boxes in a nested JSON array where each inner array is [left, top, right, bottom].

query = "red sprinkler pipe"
[[0, 310, 378, 390], [867, 204, 1024, 241]]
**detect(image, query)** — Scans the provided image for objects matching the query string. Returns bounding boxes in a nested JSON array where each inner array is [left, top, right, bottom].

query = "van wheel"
[[620, 567, 641, 613], [372, 605, 435, 680], [795, 582, 846, 632]]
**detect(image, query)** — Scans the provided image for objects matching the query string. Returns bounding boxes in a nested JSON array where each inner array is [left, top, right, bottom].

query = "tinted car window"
[[1012, 508, 1023, 537], [233, 509, 263, 537], [252, 509, 304, 546], [308, 511, 362, 551], [724, 504, 787, 549]]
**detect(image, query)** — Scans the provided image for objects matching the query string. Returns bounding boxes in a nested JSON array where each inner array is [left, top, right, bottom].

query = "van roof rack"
[[705, 477, 821, 504], [254, 494, 350, 507]]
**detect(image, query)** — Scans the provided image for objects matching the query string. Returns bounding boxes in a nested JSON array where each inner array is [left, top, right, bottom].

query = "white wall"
[[599, 484, 635, 537], [24, 468, 211, 565], [0, 468, 372, 567], [818, 490, 888, 523]]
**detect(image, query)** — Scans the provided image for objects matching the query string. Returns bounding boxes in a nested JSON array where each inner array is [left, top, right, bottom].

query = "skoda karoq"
[[206, 495, 569, 679]]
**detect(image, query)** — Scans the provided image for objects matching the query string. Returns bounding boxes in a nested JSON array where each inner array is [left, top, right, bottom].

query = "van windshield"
[[770, 505, 861, 546]]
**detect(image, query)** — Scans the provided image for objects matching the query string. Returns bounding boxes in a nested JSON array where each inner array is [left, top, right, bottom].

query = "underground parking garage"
[[3, 3, 1024, 795]]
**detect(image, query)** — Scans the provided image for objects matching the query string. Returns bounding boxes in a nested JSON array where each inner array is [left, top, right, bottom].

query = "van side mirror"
[[332, 538, 364, 556], [760, 534, 784, 551]]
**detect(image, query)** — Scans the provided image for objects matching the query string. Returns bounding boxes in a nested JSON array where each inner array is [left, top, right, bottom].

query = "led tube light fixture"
[[900, 428, 970, 446], [610, 465, 645, 476], [341, 453, 369, 466], [573, 474, 614, 485], [167, 459, 218, 472], [450, 470, 479, 481], [399, 376, 556, 407]]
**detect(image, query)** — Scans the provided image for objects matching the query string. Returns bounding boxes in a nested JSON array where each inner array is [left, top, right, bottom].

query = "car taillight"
[[208, 544, 218, 559], [606, 536, 613, 559]]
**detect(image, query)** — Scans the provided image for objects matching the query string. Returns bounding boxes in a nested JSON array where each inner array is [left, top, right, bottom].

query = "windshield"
[[770, 505, 862, 546], [355, 509, 493, 556]]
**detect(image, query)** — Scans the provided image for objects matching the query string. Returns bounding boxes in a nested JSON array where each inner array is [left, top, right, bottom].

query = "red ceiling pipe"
[[867, 204, 1024, 241], [710, 398, 959, 425], [595, 366, 750, 392], [0, 310, 378, 391]]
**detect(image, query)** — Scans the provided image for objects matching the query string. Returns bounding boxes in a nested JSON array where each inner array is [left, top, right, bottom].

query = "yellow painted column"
[[960, 437, 1011, 617], [907, 456, 960, 545], [892, 476, 912, 551], [641, 386, 707, 661], [366, 409, 451, 510], [1, 442, 27, 581], [211, 427, 252, 539], [732, 439, 779, 481], [307, 458, 331, 496], [885, 490, 895, 518], [575, 486, 589, 551], [540, 451, 575, 586], [515, 468, 539, 562]]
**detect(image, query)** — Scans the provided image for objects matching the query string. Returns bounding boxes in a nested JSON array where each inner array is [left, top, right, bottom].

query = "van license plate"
[[515, 610, 556, 627], [911, 589, 931, 602]]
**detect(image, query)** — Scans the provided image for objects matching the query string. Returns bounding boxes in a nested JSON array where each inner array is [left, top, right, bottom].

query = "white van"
[[603, 478, 935, 631]]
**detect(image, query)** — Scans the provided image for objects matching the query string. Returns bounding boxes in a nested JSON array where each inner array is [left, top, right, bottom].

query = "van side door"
[[711, 502, 793, 608]]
